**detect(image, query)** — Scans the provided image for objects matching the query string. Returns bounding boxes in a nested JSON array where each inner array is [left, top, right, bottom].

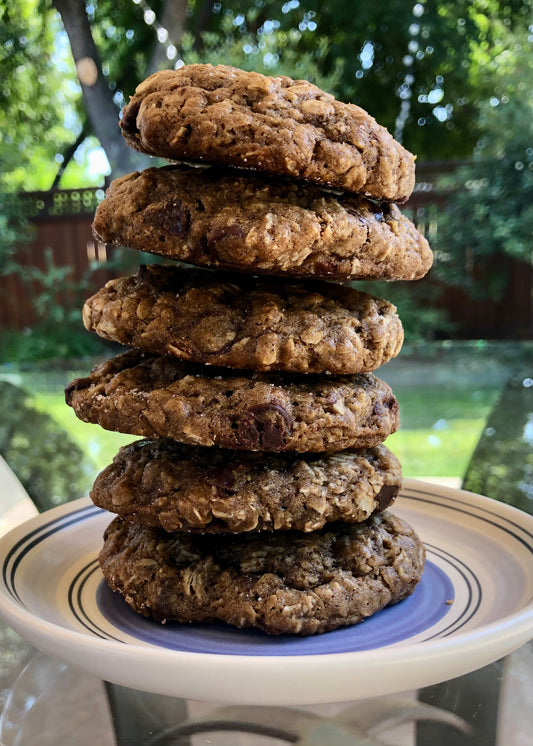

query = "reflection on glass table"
[[0, 342, 531, 745]]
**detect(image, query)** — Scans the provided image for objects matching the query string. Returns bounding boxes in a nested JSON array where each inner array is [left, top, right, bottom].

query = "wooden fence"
[[0, 186, 113, 330], [1, 163, 532, 338]]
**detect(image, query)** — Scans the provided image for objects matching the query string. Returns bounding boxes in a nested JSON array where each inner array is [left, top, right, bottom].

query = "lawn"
[[32, 383, 500, 481], [388, 385, 499, 477], [33, 392, 137, 474]]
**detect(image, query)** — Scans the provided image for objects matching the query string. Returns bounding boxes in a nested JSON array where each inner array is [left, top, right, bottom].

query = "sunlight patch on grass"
[[31, 387, 498, 481], [32, 392, 138, 475], [387, 419, 487, 477]]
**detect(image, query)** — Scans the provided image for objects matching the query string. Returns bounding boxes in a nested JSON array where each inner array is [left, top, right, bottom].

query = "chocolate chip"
[[373, 396, 398, 418], [313, 258, 336, 276], [145, 199, 191, 237], [375, 484, 399, 511], [372, 401, 385, 417], [207, 224, 245, 251], [214, 465, 235, 491], [237, 402, 292, 451]]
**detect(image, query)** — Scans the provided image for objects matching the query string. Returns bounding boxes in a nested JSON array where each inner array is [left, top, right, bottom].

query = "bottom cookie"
[[99, 512, 425, 635]]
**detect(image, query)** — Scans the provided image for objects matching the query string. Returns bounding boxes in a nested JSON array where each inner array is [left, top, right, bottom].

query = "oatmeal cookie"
[[65, 349, 399, 452], [90, 438, 402, 533], [99, 511, 425, 635], [119, 64, 415, 202], [83, 265, 404, 374], [92, 166, 431, 281]]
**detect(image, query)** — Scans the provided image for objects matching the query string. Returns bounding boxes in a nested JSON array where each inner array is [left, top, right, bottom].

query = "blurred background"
[[0, 0, 532, 513]]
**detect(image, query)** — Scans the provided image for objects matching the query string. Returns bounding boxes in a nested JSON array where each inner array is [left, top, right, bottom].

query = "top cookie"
[[120, 64, 416, 202]]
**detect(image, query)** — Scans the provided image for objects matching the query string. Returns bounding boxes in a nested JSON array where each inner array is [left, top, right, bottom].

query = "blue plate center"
[[96, 560, 453, 655]]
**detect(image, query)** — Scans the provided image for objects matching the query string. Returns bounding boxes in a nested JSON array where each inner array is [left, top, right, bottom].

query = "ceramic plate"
[[0, 479, 532, 705]]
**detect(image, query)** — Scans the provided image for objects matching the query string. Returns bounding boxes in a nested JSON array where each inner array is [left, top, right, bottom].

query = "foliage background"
[[0, 1, 531, 507], [1, 0, 532, 188], [0, 0, 531, 354]]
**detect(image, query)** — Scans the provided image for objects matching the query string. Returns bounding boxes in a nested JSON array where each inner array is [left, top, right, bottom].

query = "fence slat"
[[1, 173, 531, 338]]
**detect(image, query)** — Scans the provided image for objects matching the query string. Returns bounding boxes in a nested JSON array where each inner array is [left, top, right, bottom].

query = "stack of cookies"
[[66, 64, 432, 635]]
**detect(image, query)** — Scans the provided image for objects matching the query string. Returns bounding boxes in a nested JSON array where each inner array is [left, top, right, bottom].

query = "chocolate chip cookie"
[[92, 166, 431, 281], [99, 511, 425, 635], [90, 438, 402, 533], [120, 64, 415, 202], [83, 265, 404, 374], [65, 350, 399, 452]]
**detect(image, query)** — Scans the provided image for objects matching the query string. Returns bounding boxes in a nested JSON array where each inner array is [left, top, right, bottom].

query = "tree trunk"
[[192, 0, 213, 52], [146, 0, 189, 76], [52, 0, 148, 176]]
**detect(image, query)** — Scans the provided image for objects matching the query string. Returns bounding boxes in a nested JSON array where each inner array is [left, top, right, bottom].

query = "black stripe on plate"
[[67, 559, 124, 643], [423, 542, 482, 640], [3, 505, 102, 606], [402, 487, 533, 549]]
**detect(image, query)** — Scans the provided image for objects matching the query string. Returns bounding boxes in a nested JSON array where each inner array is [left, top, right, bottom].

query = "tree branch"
[[50, 125, 88, 189], [247, 8, 269, 36]]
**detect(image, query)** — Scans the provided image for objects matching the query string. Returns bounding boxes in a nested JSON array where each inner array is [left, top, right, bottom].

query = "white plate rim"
[[0, 478, 532, 704]]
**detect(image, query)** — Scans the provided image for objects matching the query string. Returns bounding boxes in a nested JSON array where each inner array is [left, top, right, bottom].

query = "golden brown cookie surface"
[[65, 349, 400, 452], [120, 64, 416, 202], [83, 265, 404, 374], [92, 166, 431, 281], [90, 438, 402, 533]]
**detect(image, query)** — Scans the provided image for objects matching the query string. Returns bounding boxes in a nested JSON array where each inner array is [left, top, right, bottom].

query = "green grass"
[[390, 386, 499, 477], [32, 393, 138, 476], [394, 387, 497, 429], [32, 384, 500, 480], [387, 420, 486, 476]]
